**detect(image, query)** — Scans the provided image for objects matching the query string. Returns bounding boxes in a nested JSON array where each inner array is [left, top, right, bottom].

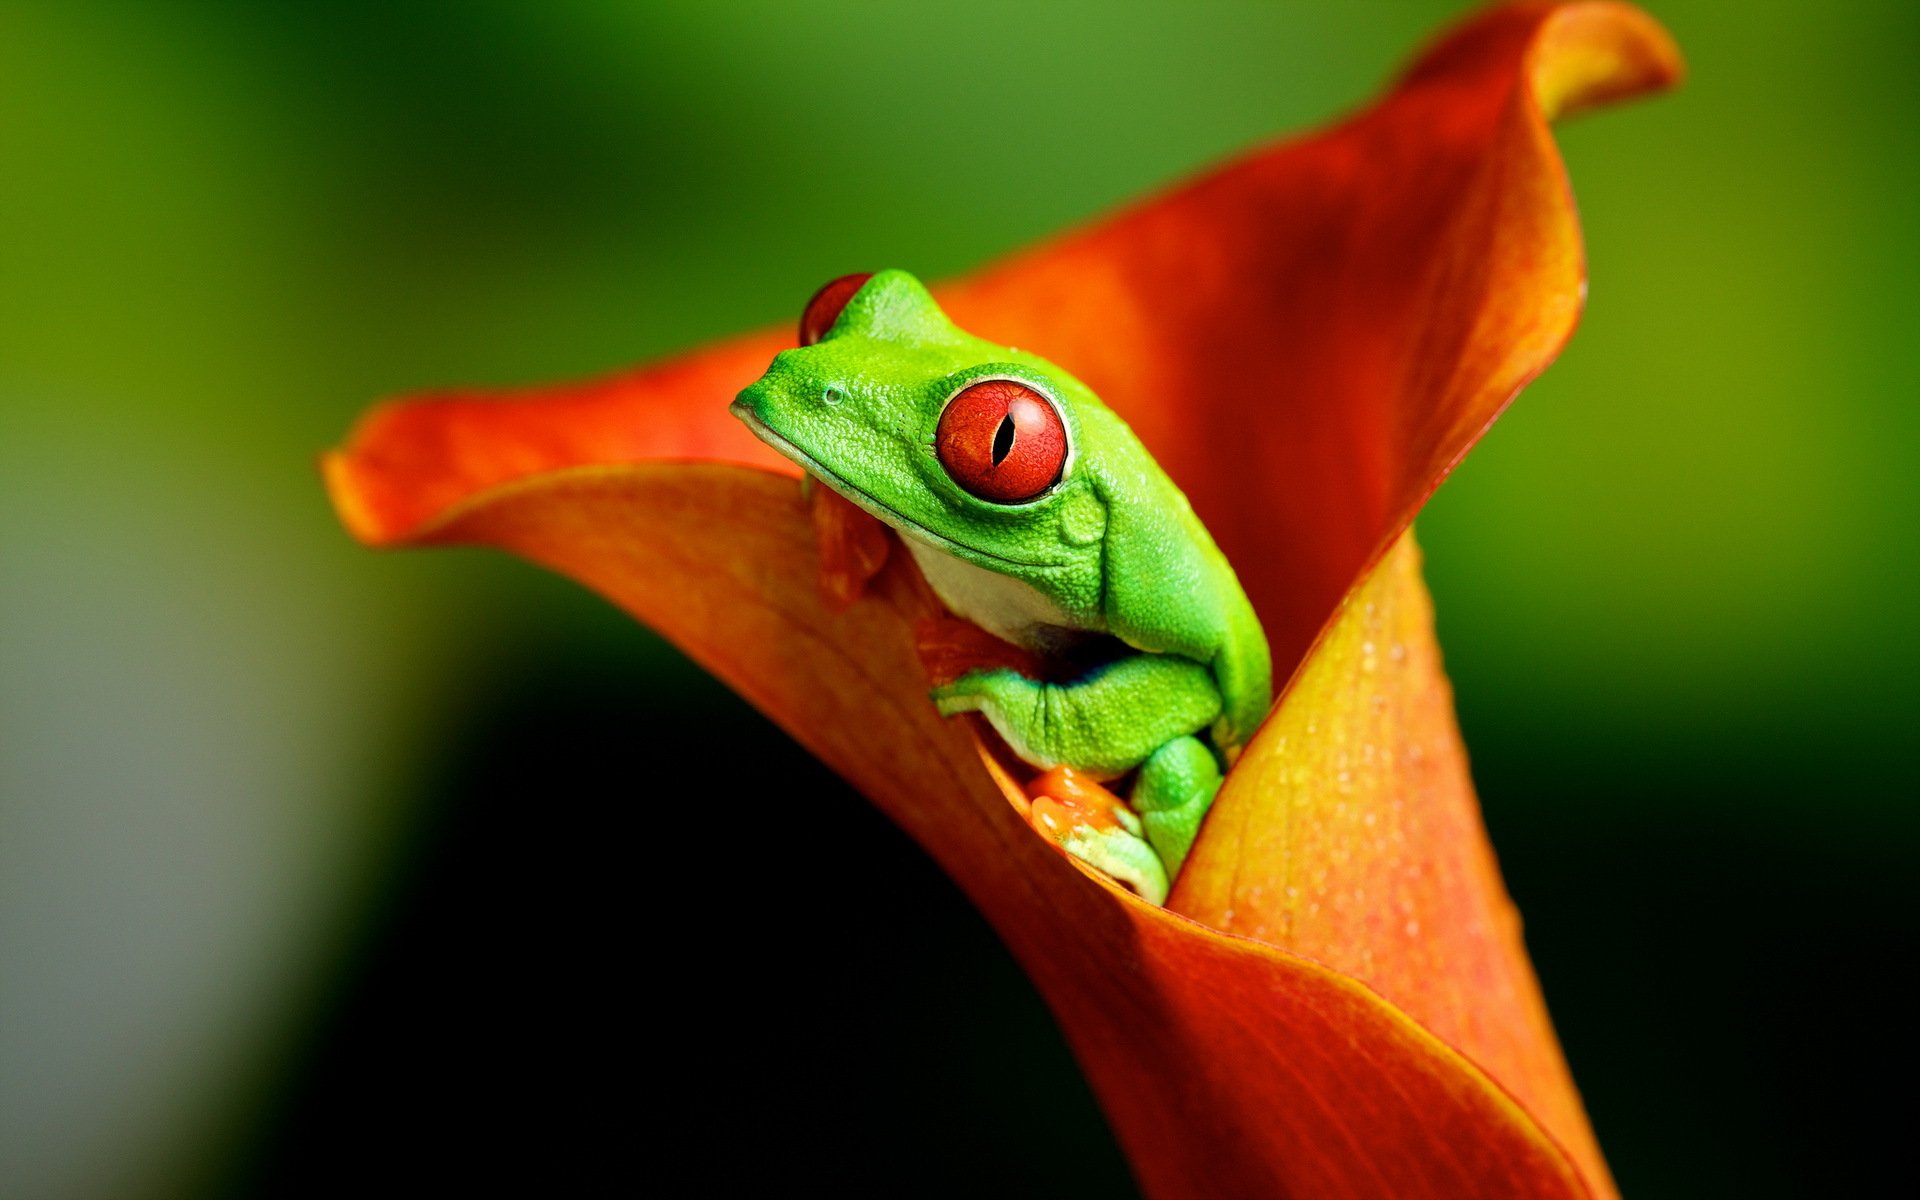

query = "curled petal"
[[408, 462, 1597, 1200]]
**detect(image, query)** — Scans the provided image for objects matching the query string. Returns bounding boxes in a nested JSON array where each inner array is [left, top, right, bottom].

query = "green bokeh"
[[1, 2, 1911, 1196]]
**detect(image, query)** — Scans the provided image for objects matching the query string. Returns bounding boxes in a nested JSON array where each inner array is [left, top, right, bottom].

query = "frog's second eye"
[[936, 380, 1067, 504], [799, 272, 874, 346]]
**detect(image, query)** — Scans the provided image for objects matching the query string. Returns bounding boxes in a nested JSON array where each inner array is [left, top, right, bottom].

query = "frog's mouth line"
[[730, 400, 1061, 570]]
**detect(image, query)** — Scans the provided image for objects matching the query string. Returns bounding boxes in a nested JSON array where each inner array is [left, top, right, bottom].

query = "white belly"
[[902, 536, 1096, 653]]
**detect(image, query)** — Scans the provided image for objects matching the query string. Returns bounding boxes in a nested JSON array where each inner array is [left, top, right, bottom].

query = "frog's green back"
[[1075, 402, 1273, 749]]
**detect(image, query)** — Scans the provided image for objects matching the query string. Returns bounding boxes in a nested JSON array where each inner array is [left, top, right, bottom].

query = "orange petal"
[[937, 1, 1681, 674], [323, 332, 794, 546], [410, 461, 1597, 1200]]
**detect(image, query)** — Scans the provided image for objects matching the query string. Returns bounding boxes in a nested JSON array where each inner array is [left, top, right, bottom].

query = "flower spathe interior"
[[324, 6, 1681, 1197]]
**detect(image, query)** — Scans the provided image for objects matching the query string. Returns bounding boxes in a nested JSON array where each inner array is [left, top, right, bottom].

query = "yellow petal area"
[[1173, 533, 1609, 1193]]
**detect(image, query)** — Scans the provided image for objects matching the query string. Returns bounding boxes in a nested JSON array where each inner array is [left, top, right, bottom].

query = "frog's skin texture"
[[732, 271, 1271, 901]]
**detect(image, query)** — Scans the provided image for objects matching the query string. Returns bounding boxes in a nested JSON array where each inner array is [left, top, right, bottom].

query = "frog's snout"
[[734, 361, 849, 428], [731, 377, 804, 455], [730, 375, 779, 429], [728, 387, 761, 424]]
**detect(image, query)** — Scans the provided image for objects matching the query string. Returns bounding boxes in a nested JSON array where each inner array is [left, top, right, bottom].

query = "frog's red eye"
[[798, 272, 874, 346], [935, 380, 1068, 504]]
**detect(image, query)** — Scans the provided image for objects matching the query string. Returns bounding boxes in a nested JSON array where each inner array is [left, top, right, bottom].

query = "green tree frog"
[[732, 270, 1271, 903]]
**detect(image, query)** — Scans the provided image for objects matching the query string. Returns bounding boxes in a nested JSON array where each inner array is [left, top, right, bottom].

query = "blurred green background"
[[1, 1, 1912, 1196]]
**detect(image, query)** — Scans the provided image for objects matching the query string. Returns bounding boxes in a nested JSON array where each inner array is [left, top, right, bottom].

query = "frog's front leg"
[[931, 654, 1221, 775], [931, 655, 1224, 892]]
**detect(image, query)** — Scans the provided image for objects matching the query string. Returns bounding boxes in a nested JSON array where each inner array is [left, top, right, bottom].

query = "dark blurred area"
[[228, 627, 1138, 1199], [1, 3, 1913, 1198]]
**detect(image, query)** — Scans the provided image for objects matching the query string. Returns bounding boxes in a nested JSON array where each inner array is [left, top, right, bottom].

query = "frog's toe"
[[1026, 768, 1169, 904], [1059, 823, 1169, 905], [927, 667, 1018, 717]]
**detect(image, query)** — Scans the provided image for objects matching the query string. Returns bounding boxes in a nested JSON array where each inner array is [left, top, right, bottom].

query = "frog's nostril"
[[821, 384, 845, 407]]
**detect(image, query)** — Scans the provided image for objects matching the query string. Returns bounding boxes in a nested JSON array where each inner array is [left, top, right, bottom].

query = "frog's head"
[[731, 269, 1107, 572]]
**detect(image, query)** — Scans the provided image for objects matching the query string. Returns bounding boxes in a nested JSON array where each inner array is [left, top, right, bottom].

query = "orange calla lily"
[[324, 4, 1681, 1197]]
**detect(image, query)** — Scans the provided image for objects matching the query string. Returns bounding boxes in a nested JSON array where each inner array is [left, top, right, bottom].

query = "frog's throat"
[[730, 401, 1065, 571]]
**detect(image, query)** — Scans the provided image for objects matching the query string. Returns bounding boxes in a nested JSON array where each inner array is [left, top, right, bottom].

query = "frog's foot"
[[1130, 735, 1223, 880], [1025, 767, 1169, 905]]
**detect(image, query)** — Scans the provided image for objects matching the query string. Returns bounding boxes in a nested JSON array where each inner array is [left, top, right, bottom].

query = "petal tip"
[[320, 444, 394, 548], [1400, 3, 1684, 125], [1531, 2, 1686, 122]]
